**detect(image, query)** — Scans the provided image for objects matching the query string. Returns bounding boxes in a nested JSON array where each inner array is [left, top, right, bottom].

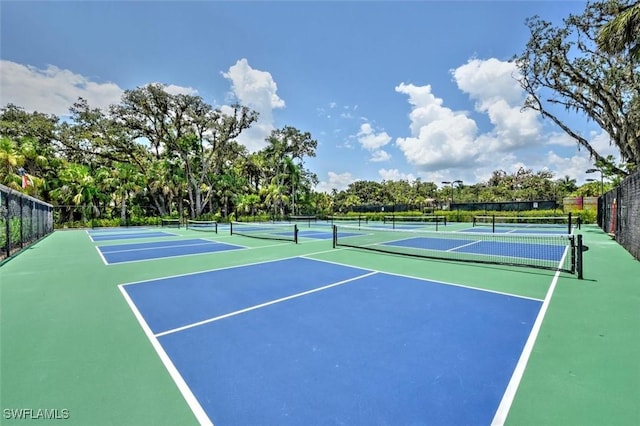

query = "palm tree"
[[558, 175, 578, 193], [0, 137, 24, 188], [237, 193, 261, 219], [49, 163, 98, 224], [110, 163, 144, 223], [283, 158, 302, 215], [597, 1, 640, 60], [261, 183, 289, 219]]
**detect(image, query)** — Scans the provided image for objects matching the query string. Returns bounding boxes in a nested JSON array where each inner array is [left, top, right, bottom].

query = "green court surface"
[[1, 223, 639, 425]]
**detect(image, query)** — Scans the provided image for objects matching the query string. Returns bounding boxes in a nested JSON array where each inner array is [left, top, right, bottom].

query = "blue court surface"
[[297, 230, 363, 240], [90, 230, 177, 242], [462, 227, 571, 235], [87, 227, 151, 234], [120, 257, 542, 425], [383, 236, 566, 262], [98, 238, 244, 264]]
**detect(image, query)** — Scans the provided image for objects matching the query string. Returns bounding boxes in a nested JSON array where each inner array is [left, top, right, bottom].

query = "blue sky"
[[1, 0, 616, 192]]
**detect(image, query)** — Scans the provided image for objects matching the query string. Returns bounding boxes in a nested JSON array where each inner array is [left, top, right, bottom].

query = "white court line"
[[102, 248, 247, 266], [118, 285, 213, 426], [303, 256, 544, 302], [119, 249, 349, 287], [298, 230, 333, 238], [154, 271, 379, 338], [95, 245, 109, 265], [103, 240, 228, 254], [446, 239, 482, 252], [490, 245, 570, 425], [89, 230, 181, 243]]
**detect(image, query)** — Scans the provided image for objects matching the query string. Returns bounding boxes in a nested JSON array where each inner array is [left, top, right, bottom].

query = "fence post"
[[3, 190, 9, 258]]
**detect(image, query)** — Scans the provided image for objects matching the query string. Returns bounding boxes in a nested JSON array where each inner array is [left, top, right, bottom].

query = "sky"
[[0, 0, 619, 192]]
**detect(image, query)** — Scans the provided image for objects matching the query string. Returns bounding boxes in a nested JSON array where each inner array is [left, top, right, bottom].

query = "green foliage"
[[0, 69, 620, 229], [516, 0, 640, 174]]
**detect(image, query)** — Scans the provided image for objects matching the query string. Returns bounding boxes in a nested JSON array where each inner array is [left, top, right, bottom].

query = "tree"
[[110, 163, 144, 223], [111, 84, 258, 218], [237, 193, 261, 218], [0, 137, 24, 188], [597, 0, 640, 60], [557, 175, 578, 195], [0, 104, 60, 196], [49, 163, 99, 223], [261, 126, 318, 217], [0, 136, 47, 194], [516, 0, 640, 174]]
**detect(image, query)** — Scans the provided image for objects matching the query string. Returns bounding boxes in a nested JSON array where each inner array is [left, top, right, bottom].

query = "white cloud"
[[544, 151, 593, 183], [314, 171, 356, 193], [221, 58, 285, 152], [161, 84, 199, 96], [587, 130, 621, 160], [0, 60, 123, 116], [545, 131, 577, 147], [378, 168, 416, 182], [370, 150, 391, 162], [453, 58, 541, 150], [357, 122, 392, 151], [395, 82, 479, 169], [354, 121, 393, 163], [0, 60, 205, 119], [394, 58, 551, 177], [453, 58, 523, 106]]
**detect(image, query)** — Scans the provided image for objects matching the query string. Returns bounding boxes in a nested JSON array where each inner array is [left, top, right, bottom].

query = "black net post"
[[576, 234, 585, 280], [332, 225, 337, 248], [19, 195, 24, 249]]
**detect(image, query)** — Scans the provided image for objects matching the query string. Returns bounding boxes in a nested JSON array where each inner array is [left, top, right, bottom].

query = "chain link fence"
[[52, 204, 171, 229], [600, 168, 640, 261], [0, 184, 54, 263]]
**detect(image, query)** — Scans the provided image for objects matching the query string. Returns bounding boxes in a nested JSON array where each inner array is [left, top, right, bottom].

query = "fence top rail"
[[0, 184, 53, 208]]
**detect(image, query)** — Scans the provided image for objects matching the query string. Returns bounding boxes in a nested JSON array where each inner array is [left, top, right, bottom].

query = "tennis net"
[[472, 214, 579, 234], [186, 220, 218, 233], [332, 224, 584, 277], [287, 215, 317, 227], [383, 215, 447, 230], [230, 221, 298, 243], [160, 218, 181, 228], [328, 215, 368, 228]]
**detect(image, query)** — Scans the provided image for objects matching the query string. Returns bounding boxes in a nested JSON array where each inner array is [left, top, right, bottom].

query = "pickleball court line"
[[446, 239, 482, 251], [97, 242, 246, 266], [153, 270, 379, 338], [95, 246, 109, 265], [119, 252, 364, 287], [88, 231, 181, 242], [102, 240, 232, 254], [302, 255, 545, 302], [376, 237, 566, 266], [490, 244, 570, 425], [118, 285, 213, 426]]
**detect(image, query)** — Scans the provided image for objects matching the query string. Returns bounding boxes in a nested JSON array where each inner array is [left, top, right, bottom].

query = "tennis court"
[[88, 229, 177, 242], [121, 257, 541, 425], [1, 221, 638, 425], [97, 238, 245, 265]]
